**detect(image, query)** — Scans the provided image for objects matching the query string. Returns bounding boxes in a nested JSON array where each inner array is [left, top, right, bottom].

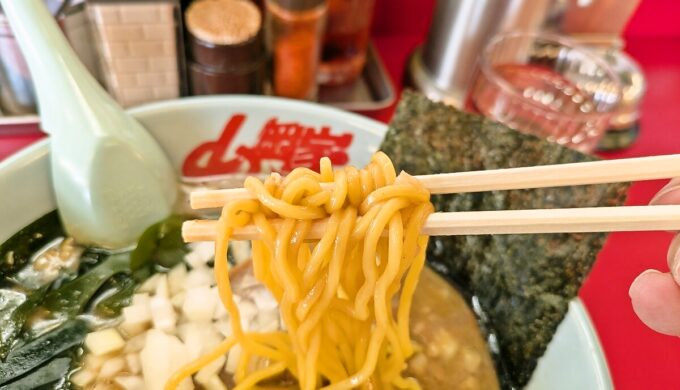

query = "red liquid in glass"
[[317, 0, 375, 86]]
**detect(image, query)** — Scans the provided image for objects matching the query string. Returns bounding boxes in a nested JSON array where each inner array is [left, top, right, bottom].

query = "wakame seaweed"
[[0, 319, 86, 385], [0, 211, 64, 279], [0, 285, 48, 359], [0, 211, 193, 389], [380, 92, 629, 388], [130, 215, 188, 272], [94, 274, 136, 317], [42, 253, 130, 319], [0, 357, 72, 390]]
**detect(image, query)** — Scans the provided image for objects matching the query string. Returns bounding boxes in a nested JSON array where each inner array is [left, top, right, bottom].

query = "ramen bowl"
[[0, 96, 612, 389]]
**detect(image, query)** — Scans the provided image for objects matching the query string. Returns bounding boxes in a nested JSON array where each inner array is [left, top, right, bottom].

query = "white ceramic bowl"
[[0, 96, 612, 389]]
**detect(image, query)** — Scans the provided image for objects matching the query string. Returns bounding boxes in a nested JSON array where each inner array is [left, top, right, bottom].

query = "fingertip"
[[630, 270, 680, 336], [668, 234, 680, 285], [650, 181, 680, 205]]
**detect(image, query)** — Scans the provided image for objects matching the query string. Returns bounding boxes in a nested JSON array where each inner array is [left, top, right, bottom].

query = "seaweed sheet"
[[380, 92, 629, 388]]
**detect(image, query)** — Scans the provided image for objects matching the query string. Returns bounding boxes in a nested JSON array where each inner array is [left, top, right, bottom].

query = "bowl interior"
[[0, 96, 611, 389]]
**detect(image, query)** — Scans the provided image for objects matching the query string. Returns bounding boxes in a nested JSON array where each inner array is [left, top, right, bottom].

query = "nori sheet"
[[380, 91, 629, 389]]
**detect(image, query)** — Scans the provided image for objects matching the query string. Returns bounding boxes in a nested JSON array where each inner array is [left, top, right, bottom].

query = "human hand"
[[629, 179, 680, 336]]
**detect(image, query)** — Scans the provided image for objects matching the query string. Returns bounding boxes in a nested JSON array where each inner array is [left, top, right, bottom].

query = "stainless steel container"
[[407, 0, 551, 107]]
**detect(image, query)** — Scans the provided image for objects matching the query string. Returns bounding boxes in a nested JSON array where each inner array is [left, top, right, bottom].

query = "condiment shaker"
[[406, 0, 551, 108], [88, 0, 188, 108], [266, 0, 327, 101], [317, 0, 376, 86], [185, 0, 266, 95]]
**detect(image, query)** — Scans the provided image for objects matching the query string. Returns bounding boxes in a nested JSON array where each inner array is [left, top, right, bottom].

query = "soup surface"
[[407, 268, 499, 389], [0, 213, 498, 390]]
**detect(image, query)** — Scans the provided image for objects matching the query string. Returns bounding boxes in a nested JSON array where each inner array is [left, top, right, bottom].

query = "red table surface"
[[1, 1, 679, 389]]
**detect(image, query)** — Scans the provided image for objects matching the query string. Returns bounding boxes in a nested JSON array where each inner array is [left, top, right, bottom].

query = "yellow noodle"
[[168, 152, 432, 390]]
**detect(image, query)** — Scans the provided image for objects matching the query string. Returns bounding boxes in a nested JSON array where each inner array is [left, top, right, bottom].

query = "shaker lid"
[[269, 0, 326, 11], [186, 0, 261, 46]]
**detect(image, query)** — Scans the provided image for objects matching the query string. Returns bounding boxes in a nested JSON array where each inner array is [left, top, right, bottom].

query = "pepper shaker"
[[185, 0, 266, 95]]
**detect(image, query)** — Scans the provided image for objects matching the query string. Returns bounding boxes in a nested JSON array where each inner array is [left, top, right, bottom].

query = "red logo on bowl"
[[182, 114, 354, 177]]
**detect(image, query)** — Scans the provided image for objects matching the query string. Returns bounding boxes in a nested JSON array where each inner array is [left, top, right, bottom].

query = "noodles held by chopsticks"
[[166, 152, 434, 390]]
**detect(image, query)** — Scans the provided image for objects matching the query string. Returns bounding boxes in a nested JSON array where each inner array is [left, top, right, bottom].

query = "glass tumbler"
[[317, 0, 375, 86], [470, 32, 621, 153]]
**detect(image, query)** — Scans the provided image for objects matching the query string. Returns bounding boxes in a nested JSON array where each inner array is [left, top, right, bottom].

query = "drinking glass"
[[317, 0, 376, 86], [470, 32, 621, 153]]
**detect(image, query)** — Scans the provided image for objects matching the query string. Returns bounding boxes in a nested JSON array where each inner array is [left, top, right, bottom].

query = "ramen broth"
[[407, 268, 499, 389], [222, 264, 500, 389], [1, 212, 498, 390]]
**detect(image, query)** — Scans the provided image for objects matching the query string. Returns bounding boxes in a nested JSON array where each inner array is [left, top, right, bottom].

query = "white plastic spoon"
[[1, 0, 177, 248]]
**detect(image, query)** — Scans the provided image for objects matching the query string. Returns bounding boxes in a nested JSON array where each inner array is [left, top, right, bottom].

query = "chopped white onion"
[[225, 344, 242, 374], [150, 294, 177, 333], [185, 242, 215, 269], [85, 328, 125, 356], [168, 263, 188, 295], [70, 369, 96, 387], [99, 356, 126, 378], [113, 376, 145, 390], [182, 285, 217, 322], [141, 330, 194, 390], [137, 273, 162, 294], [195, 355, 226, 384], [184, 266, 214, 289], [126, 353, 142, 375]]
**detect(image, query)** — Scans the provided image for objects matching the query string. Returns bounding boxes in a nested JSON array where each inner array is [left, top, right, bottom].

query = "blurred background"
[[0, 1, 676, 155], [0, 1, 679, 387]]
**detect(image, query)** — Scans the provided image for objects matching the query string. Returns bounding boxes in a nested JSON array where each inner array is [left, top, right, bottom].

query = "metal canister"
[[406, 0, 551, 107]]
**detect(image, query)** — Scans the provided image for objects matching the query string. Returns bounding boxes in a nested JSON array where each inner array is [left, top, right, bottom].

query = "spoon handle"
[[0, 0, 118, 136], [1, 0, 178, 249]]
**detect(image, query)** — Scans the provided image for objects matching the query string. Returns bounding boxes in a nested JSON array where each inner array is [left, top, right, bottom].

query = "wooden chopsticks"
[[183, 205, 680, 242], [182, 153, 680, 242], [189, 154, 680, 209]]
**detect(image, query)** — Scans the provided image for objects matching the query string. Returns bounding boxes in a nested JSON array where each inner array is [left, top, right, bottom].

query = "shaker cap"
[[186, 0, 261, 45], [269, 0, 326, 12]]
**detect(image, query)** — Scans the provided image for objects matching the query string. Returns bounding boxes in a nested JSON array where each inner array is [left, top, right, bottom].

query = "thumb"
[[651, 178, 680, 205], [629, 269, 680, 336]]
